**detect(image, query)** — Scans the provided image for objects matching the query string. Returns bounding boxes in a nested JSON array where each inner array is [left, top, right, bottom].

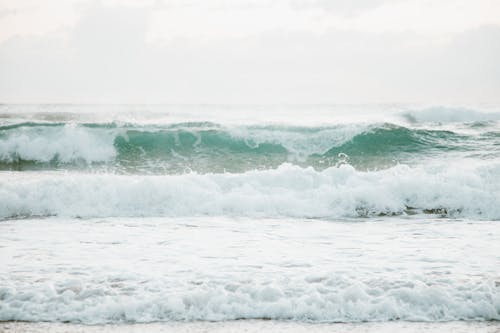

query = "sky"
[[0, 0, 499, 104]]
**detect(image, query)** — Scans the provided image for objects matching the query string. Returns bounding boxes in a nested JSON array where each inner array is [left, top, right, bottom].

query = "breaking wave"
[[1, 162, 499, 220], [0, 122, 492, 173], [1, 273, 498, 323]]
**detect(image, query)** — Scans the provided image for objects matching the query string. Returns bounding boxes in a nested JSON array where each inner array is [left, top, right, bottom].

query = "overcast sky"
[[0, 0, 499, 104]]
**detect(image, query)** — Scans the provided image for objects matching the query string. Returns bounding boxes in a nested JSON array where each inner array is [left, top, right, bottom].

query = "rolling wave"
[[0, 122, 494, 173]]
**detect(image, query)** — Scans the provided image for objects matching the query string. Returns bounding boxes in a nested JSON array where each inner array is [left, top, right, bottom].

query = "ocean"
[[0, 104, 499, 329]]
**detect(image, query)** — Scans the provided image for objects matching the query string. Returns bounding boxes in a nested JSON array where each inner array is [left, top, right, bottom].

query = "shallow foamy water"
[[2, 320, 500, 333], [1, 217, 499, 323]]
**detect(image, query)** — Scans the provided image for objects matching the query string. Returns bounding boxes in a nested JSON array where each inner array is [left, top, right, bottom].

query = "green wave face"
[[319, 125, 476, 169], [0, 122, 497, 173], [114, 129, 289, 173]]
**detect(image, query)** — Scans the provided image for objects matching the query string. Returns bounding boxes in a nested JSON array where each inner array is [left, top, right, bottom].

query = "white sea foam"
[[0, 124, 116, 163], [1, 217, 499, 323], [1, 272, 498, 323], [1, 162, 499, 220], [227, 124, 366, 158]]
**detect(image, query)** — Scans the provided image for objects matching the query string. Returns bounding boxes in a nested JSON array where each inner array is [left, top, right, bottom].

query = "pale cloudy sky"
[[0, 0, 499, 103]]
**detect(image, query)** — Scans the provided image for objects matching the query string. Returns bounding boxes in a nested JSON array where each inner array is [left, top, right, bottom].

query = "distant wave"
[[402, 106, 500, 124], [1, 163, 499, 220]]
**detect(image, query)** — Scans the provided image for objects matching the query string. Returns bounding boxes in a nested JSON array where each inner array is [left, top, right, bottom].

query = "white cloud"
[[289, 0, 391, 15], [332, 0, 500, 35], [0, 0, 80, 42], [143, 0, 500, 45], [2, 0, 499, 44], [146, 2, 327, 43], [0, 0, 499, 103]]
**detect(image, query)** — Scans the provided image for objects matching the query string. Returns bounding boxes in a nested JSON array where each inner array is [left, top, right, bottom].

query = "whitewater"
[[0, 104, 499, 327]]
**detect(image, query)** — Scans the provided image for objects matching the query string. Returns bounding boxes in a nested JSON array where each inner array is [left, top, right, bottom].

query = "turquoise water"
[[1, 117, 498, 173]]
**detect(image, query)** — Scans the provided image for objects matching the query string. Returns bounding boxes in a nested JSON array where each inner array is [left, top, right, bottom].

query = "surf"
[[1, 162, 499, 220]]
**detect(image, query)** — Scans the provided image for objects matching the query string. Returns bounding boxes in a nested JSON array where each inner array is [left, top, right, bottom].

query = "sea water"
[[0, 104, 499, 325]]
